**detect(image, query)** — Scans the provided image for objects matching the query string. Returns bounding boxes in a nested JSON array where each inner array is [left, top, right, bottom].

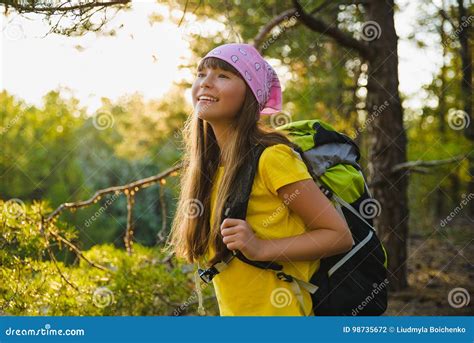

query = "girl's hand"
[[220, 218, 265, 261]]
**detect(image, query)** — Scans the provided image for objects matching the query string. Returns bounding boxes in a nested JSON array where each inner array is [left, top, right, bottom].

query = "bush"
[[0, 200, 218, 316]]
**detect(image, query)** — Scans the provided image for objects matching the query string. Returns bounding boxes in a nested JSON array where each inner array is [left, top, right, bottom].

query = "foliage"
[[0, 200, 218, 316]]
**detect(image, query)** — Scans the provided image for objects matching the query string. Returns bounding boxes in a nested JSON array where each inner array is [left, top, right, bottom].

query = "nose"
[[200, 73, 214, 89]]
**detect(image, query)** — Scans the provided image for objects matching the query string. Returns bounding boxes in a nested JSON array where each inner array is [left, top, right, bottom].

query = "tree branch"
[[253, 8, 299, 49], [124, 192, 135, 255], [292, 0, 372, 60], [1, 0, 130, 14], [35, 213, 110, 273], [368, 154, 468, 188], [46, 163, 181, 222], [39, 215, 80, 291], [156, 184, 168, 245], [48, 226, 110, 272], [253, 4, 332, 51], [391, 154, 468, 173], [43, 162, 181, 257]]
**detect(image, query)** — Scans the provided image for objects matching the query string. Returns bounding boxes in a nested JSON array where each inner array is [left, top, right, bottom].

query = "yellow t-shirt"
[[205, 143, 320, 316]]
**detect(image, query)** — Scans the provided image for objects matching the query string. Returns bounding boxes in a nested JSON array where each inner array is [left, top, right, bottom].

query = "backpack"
[[198, 119, 388, 316]]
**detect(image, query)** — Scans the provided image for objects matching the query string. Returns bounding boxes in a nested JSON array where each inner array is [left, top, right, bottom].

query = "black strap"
[[221, 144, 265, 220], [234, 251, 283, 271], [221, 144, 284, 270]]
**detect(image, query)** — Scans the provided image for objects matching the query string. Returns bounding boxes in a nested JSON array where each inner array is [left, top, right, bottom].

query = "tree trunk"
[[457, 0, 474, 217], [436, 7, 449, 222], [365, 0, 409, 290]]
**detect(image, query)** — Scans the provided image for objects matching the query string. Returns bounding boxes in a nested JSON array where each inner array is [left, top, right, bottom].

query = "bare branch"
[[368, 154, 468, 188], [253, 8, 298, 49], [1, 0, 131, 14], [36, 213, 110, 272], [156, 184, 168, 245], [124, 192, 135, 255], [391, 154, 468, 173], [178, 0, 189, 27], [292, 0, 372, 60], [46, 163, 182, 222], [43, 163, 181, 256], [253, 4, 332, 51], [405, 166, 430, 174], [39, 215, 80, 291], [48, 226, 110, 272]]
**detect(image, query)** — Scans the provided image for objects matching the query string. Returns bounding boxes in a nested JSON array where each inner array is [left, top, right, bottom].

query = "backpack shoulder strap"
[[220, 143, 266, 221], [221, 143, 284, 271]]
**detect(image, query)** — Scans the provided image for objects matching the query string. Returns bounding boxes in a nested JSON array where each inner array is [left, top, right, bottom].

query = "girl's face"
[[191, 65, 247, 123]]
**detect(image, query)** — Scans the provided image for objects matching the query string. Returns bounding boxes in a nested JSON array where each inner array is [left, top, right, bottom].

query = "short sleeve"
[[259, 144, 313, 196]]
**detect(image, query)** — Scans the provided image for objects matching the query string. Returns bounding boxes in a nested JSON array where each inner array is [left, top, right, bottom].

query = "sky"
[[0, 0, 443, 116]]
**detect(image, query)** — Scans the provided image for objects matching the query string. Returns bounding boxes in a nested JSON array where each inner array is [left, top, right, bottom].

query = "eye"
[[219, 74, 229, 78], [197, 72, 205, 77]]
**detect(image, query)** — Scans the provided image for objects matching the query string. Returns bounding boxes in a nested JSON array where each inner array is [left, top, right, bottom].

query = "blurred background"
[[0, 0, 472, 316]]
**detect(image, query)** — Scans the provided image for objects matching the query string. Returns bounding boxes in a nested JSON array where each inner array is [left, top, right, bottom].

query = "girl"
[[166, 43, 353, 316]]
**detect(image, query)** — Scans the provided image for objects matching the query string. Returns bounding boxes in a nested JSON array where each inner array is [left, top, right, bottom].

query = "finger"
[[220, 218, 242, 229], [222, 234, 239, 244], [225, 241, 241, 251], [221, 226, 240, 236]]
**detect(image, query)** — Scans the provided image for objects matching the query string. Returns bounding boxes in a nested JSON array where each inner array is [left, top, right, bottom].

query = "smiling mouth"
[[197, 95, 219, 103]]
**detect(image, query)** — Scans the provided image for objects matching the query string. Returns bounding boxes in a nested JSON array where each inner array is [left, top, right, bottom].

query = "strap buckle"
[[198, 267, 218, 283], [276, 271, 294, 283]]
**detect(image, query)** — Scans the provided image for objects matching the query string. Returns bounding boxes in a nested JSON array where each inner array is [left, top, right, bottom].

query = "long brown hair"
[[165, 57, 300, 265]]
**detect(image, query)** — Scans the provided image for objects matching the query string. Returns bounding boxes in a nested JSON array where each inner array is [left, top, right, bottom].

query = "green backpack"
[[198, 119, 389, 316]]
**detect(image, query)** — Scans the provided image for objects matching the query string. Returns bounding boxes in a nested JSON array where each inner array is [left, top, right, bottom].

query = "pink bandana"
[[202, 43, 282, 115]]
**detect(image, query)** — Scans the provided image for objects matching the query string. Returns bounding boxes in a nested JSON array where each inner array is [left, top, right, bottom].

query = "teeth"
[[199, 96, 218, 102]]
